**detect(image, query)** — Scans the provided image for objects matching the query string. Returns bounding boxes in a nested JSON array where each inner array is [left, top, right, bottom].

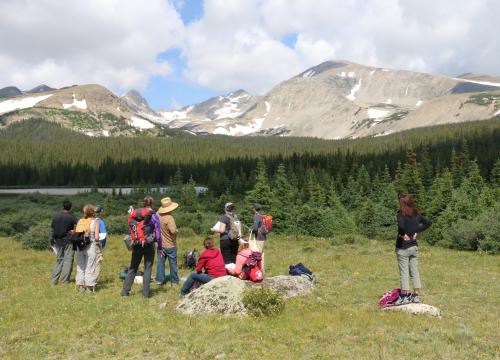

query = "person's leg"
[[142, 244, 155, 297], [191, 273, 214, 285], [409, 246, 421, 295], [255, 240, 265, 273], [155, 249, 166, 284], [166, 247, 179, 284], [122, 247, 142, 295], [75, 250, 87, 287], [85, 243, 98, 290], [50, 245, 65, 285], [94, 244, 103, 283], [220, 239, 232, 264], [396, 249, 410, 298], [180, 272, 196, 295], [229, 240, 239, 264], [60, 243, 75, 283]]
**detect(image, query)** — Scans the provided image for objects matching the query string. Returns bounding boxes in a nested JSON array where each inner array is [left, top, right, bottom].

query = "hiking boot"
[[409, 293, 420, 303], [394, 295, 410, 306], [120, 290, 130, 297]]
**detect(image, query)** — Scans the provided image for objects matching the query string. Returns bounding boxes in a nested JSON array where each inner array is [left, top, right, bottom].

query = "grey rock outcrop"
[[250, 275, 314, 299], [175, 275, 314, 316], [384, 303, 442, 317], [176, 276, 248, 316]]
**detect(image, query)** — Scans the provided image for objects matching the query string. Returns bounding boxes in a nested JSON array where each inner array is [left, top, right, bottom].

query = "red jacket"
[[196, 248, 227, 278]]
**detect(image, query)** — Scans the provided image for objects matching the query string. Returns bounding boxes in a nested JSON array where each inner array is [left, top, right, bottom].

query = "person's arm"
[[416, 215, 432, 233], [212, 217, 226, 234], [196, 252, 207, 273]]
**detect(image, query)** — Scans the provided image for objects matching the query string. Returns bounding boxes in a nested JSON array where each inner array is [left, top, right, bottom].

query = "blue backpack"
[[289, 263, 314, 281]]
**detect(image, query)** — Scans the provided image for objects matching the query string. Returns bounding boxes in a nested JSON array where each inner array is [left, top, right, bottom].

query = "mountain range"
[[1, 60, 499, 139]]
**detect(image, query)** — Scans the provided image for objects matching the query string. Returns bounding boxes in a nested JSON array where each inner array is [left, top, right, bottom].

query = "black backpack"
[[184, 249, 199, 269]]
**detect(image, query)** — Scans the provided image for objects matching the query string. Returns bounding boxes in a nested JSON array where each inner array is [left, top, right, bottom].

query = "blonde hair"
[[203, 237, 215, 249], [238, 237, 250, 252], [83, 204, 96, 219]]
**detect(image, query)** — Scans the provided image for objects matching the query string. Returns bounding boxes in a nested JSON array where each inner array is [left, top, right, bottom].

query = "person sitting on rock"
[[180, 237, 227, 296], [226, 238, 252, 278]]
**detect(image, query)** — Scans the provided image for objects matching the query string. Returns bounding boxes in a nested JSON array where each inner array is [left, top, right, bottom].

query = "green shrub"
[[243, 287, 285, 317], [105, 215, 129, 235], [177, 227, 196, 238], [20, 220, 51, 250]]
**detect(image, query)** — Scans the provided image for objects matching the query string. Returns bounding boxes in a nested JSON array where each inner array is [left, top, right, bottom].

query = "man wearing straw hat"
[[155, 197, 180, 286]]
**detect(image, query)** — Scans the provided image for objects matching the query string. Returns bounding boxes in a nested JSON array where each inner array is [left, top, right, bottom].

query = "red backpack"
[[257, 214, 273, 235], [128, 208, 155, 246], [238, 251, 263, 282], [378, 288, 401, 308]]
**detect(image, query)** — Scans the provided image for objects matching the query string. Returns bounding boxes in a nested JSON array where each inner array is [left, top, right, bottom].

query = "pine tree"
[[244, 159, 275, 212], [180, 176, 198, 212], [490, 158, 500, 187]]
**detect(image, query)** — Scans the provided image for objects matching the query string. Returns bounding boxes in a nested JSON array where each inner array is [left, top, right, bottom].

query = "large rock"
[[250, 275, 315, 299], [176, 275, 314, 316], [176, 276, 247, 316], [384, 303, 442, 317]]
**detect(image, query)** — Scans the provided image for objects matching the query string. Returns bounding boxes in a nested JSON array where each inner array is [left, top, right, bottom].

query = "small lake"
[[0, 187, 208, 196]]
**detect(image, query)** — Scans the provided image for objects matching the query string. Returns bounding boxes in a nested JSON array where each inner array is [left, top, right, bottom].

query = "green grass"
[[0, 235, 498, 359]]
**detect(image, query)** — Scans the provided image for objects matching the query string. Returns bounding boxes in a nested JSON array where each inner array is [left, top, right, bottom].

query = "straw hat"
[[158, 197, 179, 214]]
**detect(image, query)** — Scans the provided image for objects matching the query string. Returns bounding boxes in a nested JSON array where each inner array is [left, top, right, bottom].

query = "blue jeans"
[[180, 272, 213, 295], [155, 247, 179, 284]]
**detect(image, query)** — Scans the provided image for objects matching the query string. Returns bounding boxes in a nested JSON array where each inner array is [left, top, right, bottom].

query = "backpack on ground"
[[226, 213, 242, 241], [184, 249, 199, 269], [128, 208, 155, 246], [378, 288, 401, 308], [289, 263, 314, 281], [239, 251, 263, 282], [257, 214, 273, 235]]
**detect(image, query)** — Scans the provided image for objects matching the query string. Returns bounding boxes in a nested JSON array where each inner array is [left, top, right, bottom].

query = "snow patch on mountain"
[[416, 100, 423, 107], [0, 94, 53, 114], [63, 94, 87, 110], [213, 118, 264, 136], [452, 78, 500, 87], [495, 109, 500, 116], [130, 116, 155, 129], [338, 72, 355, 78], [346, 79, 362, 101], [367, 108, 389, 119], [159, 106, 193, 122]]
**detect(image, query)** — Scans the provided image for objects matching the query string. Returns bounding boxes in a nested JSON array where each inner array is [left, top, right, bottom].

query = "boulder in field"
[[175, 275, 314, 316], [384, 303, 442, 317], [249, 274, 315, 298]]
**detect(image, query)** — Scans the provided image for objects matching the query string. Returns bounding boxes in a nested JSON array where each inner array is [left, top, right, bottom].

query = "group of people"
[[50, 201, 107, 293], [49, 193, 431, 305]]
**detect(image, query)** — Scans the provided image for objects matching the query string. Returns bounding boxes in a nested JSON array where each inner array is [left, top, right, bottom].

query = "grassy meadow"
[[0, 234, 498, 359]]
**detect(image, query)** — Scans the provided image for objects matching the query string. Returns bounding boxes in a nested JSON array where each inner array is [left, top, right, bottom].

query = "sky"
[[1, 0, 499, 109]]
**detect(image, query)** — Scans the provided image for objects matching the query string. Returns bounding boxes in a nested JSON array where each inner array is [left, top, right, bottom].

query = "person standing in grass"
[[394, 195, 432, 305], [180, 237, 226, 296], [75, 205, 100, 293], [94, 205, 107, 281], [121, 196, 161, 298], [50, 200, 78, 285], [211, 202, 239, 264], [155, 197, 179, 286]]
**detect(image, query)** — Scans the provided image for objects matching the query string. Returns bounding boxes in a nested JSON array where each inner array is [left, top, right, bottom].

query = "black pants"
[[122, 243, 155, 297], [220, 238, 238, 264]]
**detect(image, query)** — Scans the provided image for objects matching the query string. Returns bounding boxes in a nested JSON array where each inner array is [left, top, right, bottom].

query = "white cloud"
[[181, 0, 500, 94], [0, 0, 183, 91]]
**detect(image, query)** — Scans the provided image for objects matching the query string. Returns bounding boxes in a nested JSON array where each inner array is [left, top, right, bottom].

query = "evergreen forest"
[[0, 118, 499, 253]]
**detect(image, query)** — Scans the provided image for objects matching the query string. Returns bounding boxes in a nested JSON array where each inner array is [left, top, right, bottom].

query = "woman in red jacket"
[[180, 237, 226, 296]]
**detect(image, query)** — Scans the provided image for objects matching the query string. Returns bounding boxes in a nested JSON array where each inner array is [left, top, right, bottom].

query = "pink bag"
[[378, 288, 401, 308]]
